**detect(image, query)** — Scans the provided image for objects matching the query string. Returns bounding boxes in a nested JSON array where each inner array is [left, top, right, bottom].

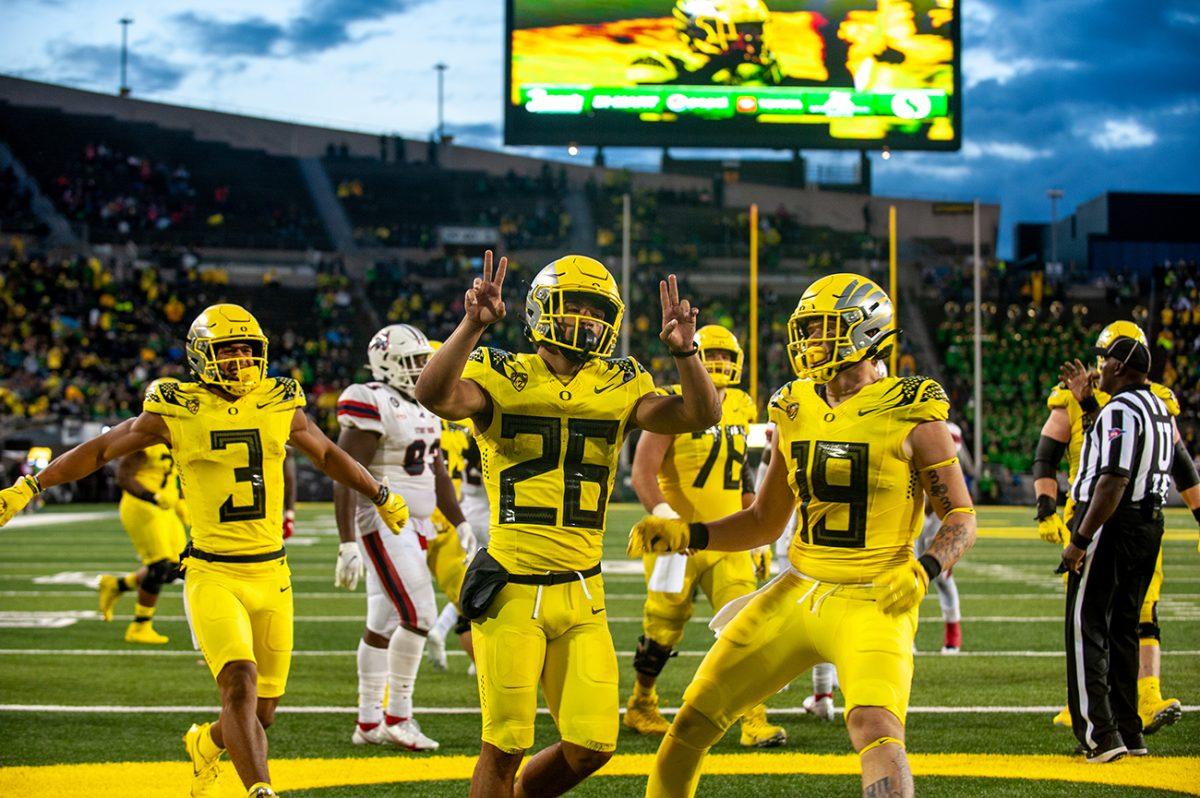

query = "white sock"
[[386, 626, 426, 722], [935, 572, 961, 623], [431, 602, 458, 641], [812, 662, 835, 696], [357, 639, 388, 726]]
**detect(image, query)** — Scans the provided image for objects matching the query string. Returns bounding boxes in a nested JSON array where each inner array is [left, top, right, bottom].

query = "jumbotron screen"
[[504, 0, 961, 150]]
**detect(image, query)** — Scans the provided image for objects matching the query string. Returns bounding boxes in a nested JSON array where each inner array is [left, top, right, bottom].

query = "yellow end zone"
[[3, 753, 1198, 796]]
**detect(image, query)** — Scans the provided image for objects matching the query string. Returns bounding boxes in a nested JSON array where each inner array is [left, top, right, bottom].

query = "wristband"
[[1079, 395, 1100, 414], [1192, 507, 1200, 525], [670, 347, 699, 358], [917, 554, 942, 582], [1070, 532, 1092, 550], [21, 475, 42, 495], [688, 522, 710, 550], [1035, 494, 1057, 521], [372, 484, 390, 507]]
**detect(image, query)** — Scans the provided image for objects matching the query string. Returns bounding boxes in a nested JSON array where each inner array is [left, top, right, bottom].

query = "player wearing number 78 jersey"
[[416, 251, 720, 798], [0, 304, 410, 798]]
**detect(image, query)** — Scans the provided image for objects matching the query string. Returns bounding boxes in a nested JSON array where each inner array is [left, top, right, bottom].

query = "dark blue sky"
[[3, 0, 1197, 257]]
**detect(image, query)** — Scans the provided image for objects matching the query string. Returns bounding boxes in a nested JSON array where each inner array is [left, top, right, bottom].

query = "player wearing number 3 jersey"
[[631, 274, 976, 798], [416, 251, 719, 798], [0, 304, 410, 798]]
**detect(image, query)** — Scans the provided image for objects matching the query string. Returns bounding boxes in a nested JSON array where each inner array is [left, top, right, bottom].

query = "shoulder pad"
[[257, 377, 306, 410], [1150, 382, 1181, 416], [466, 347, 530, 393], [1046, 383, 1072, 410], [143, 378, 201, 417], [767, 380, 802, 422]]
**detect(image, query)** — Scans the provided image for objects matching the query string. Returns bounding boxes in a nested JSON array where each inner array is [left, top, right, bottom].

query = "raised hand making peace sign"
[[465, 250, 508, 327], [659, 274, 700, 353]]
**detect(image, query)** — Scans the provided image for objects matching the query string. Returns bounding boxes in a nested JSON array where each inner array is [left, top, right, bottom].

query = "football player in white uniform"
[[333, 324, 477, 750], [914, 420, 965, 654]]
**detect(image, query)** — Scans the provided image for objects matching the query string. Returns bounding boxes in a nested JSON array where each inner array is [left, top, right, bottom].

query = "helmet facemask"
[[192, 337, 268, 396], [699, 347, 742, 387], [787, 309, 894, 384], [526, 288, 622, 363], [368, 326, 433, 394]]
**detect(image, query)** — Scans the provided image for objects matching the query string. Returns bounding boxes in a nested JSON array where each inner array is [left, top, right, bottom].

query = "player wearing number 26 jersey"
[[416, 251, 718, 797], [636, 274, 975, 798]]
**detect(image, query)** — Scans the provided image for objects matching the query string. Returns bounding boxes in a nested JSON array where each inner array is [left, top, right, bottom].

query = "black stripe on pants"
[[1064, 507, 1161, 750]]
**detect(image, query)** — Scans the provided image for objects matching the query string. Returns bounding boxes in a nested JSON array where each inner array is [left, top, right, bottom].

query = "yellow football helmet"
[[787, 273, 896, 383], [1094, 320, 1147, 371], [524, 256, 624, 362], [695, 324, 744, 387], [674, 0, 770, 57], [186, 304, 268, 396]]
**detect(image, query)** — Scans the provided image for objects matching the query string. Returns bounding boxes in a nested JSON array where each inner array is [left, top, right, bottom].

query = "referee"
[[1059, 334, 1173, 763]]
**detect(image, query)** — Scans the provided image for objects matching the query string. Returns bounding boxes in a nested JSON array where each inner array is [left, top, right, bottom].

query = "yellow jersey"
[[657, 386, 757, 523], [1046, 381, 1179, 482], [143, 376, 306, 556], [126, 443, 180, 503], [440, 418, 471, 491], [769, 375, 949, 583], [463, 347, 656, 574]]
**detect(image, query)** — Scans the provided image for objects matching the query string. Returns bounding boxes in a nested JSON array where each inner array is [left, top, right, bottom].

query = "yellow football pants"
[[118, 494, 186, 565], [641, 549, 756, 648]]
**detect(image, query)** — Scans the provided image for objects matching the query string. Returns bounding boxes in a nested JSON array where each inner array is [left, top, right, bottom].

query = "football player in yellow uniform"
[[416, 251, 719, 798], [1034, 320, 1200, 735], [96, 443, 188, 644], [0, 304, 410, 798], [630, 274, 975, 798], [625, 324, 785, 747]]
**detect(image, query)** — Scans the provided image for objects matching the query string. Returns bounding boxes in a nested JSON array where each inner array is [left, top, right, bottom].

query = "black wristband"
[[670, 347, 699, 358], [1035, 494, 1057, 521], [1079, 395, 1100, 414], [138, 489, 158, 504], [1192, 507, 1200, 526], [372, 484, 390, 507], [917, 554, 941, 582], [688, 522, 710, 550], [1070, 532, 1092, 550]]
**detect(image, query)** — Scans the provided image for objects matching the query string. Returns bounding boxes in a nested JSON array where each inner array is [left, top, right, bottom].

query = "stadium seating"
[[1150, 260, 1200, 454], [0, 103, 329, 250]]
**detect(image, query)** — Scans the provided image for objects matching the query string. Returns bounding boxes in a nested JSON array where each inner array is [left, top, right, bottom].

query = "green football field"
[[0, 504, 1197, 796]]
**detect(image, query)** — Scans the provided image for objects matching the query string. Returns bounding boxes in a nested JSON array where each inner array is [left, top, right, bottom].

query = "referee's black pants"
[[1064, 506, 1163, 751]]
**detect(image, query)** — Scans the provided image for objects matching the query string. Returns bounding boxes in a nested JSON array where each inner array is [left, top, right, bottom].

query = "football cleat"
[[624, 690, 671, 736], [739, 704, 787, 748], [802, 693, 837, 722], [942, 621, 962, 654], [183, 723, 222, 798], [426, 629, 448, 672], [98, 575, 121, 622], [1052, 706, 1072, 727], [1140, 696, 1182, 735], [383, 717, 439, 751], [125, 621, 168, 645], [351, 722, 388, 745]]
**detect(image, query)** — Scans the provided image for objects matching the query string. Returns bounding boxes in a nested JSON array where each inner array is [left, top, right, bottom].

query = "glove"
[[283, 509, 295, 540], [1038, 513, 1070, 546], [876, 559, 930, 616], [152, 492, 174, 511], [0, 476, 40, 526], [627, 515, 690, 558], [456, 521, 478, 561], [751, 545, 772, 581], [334, 541, 364, 590], [373, 479, 409, 534]]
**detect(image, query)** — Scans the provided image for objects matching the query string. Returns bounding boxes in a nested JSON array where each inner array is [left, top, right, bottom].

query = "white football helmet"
[[368, 324, 433, 393]]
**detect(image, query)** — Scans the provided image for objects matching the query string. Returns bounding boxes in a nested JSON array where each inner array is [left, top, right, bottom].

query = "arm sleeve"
[[1171, 439, 1200, 491], [1033, 435, 1068, 480], [1096, 406, 1137, 477], [336, 384, 384, 434]]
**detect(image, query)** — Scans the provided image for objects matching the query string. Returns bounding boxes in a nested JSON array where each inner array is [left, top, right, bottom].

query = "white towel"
[[647, 552, 689, 594]]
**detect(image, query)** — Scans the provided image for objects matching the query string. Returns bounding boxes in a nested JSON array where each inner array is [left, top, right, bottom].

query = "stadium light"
[[118, 17, 133, 98], [434, 63, 448, 141], [881, 146, 891, 160], [1046, 188, 1064, 272], [567, 144, 579, 157]]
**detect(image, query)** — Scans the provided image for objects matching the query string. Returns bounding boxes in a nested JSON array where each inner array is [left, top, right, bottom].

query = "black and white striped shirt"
[[1070, 384, 1174, 506]]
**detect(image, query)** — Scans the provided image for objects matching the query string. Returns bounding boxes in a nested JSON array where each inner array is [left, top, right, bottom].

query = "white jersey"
[[337, 381, 442, 525]]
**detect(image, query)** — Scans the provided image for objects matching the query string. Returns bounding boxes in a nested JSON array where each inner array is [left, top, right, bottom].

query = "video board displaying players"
[[505, 0, 960, 150]]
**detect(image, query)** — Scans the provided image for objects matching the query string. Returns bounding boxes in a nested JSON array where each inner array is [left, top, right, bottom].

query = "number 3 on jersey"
[[499, 414, 618, 528], [791, 440, 868, 548]]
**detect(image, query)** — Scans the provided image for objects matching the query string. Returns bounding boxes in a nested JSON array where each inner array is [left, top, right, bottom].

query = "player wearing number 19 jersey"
[[416, 252, 719, 798]]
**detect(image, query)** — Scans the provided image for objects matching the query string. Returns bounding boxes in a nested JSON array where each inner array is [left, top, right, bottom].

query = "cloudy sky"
[[3, 0, 1198, 257]]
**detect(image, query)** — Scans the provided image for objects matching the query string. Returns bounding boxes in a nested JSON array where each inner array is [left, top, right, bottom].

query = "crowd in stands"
[[0, 254, 365, 435], [1150, 260, 1200, 453]]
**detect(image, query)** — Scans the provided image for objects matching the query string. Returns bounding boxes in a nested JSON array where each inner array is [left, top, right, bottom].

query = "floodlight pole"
[[1046, 188, 1063, 270], [119, 17, 133, 97], [434, 63, 448, 140], [888, 204, 897, 376], [749, 203, 759, 409], [972, 198, 983, 496]]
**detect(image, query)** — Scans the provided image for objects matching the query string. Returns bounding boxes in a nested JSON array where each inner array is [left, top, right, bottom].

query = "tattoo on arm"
[[925, 519, 974, 571], [926, 470, 953, 515]]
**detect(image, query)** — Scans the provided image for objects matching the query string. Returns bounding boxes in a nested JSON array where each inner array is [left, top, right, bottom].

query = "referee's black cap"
[[1094, 336, 1151, 374]]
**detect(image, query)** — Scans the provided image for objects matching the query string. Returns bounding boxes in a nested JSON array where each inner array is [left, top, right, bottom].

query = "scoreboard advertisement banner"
[[505, 0, 961, 150]]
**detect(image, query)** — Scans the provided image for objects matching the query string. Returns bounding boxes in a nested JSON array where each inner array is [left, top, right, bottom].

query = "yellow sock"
[[118, 572, 138, 591], [1139, 675, 1162, 704], [634, 680, 657, 699], [198, 724, 224, 761], [247, 782, 274, 797], [133, 603, 156, 623]]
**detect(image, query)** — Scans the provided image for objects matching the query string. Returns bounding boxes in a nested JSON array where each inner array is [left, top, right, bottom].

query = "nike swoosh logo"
[[279, 585, 291, 593], [257, 401, 275, 409], [591, 607, 605, 615]]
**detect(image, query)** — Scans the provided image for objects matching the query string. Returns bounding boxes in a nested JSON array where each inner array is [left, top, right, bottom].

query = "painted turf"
[[1, 753, 1197, 796]]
